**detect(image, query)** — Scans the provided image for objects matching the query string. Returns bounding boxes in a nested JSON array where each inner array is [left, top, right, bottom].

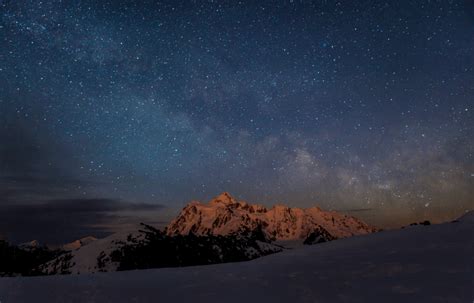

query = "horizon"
[[1, 191, 471, 245]]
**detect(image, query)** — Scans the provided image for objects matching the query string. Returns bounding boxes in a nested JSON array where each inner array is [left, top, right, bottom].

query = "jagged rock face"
[[167, 192, 377, 241], [303, 226, 336, 245]]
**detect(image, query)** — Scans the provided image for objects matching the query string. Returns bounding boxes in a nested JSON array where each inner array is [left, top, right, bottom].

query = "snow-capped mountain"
[[39, 192, 376, 275], [18, 240, 40, 251], [41, 223, 282, 275], [62, 236, 97, 251], [41, 225, 151, 274], [167, 192, 377, 242]]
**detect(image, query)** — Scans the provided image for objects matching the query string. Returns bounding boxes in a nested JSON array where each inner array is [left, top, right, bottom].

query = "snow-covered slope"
[[167, 192, 377, 240], [40, 223, 282, 275], [62, 236, 98, 251], [1, 211, 472, 303], [41, 225, 149, 274]]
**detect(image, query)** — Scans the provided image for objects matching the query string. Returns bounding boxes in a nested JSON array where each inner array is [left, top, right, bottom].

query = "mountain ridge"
[[167, 192, 377, 241]]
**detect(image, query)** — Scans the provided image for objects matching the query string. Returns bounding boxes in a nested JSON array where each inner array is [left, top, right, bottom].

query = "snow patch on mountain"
[[41, 225, 149, 274]]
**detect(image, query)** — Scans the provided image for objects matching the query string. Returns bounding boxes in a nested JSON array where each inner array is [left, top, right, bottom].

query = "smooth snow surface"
[[0, 213, 472, 303]]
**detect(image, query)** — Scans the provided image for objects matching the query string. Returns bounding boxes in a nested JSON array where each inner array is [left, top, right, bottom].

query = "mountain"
[[40, 226, 150, 275], [18, 240, 40, 251], [167, 192, 377, 242], [38, 192, 375, 275], [62, 236, 97, 251], [4, 211, 472, 302], [40, 223, 282, 275]]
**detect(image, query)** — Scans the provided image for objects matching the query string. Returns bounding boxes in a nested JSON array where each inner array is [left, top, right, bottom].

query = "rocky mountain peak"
[[209, 192, 237, 206]]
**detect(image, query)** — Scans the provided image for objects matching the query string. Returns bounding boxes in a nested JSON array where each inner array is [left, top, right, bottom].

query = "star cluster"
[[0, 0, 473, 241]]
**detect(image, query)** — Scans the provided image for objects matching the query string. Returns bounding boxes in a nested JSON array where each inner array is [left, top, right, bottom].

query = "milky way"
[[0, 0, 473, 243]]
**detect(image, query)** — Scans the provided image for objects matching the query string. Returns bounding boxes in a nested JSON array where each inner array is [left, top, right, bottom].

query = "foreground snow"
[[0, 213, 472, 303]]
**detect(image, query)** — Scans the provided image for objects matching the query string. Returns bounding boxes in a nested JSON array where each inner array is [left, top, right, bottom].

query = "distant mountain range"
[[17, 236, 98, 252], [2, 193, 378, 276]]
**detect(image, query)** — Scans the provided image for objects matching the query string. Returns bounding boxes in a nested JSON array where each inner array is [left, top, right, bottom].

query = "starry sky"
[[1, 0, 473, 243]]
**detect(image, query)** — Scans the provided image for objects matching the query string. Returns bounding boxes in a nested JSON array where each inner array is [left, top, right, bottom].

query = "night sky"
[[1, 0, 473, 244]]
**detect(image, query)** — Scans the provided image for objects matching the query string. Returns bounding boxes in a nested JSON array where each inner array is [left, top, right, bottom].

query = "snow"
[[62, 236, 98, 251], [41, 225, 151, 274], [18, 240, 40, 250], [1, 212, 472, 303]]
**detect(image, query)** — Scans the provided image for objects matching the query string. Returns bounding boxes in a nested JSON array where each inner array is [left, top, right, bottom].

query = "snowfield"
[[0, 212, 472, 303]]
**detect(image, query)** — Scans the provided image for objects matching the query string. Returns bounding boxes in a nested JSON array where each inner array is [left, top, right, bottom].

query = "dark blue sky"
[[0, 0, 473, 243]]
